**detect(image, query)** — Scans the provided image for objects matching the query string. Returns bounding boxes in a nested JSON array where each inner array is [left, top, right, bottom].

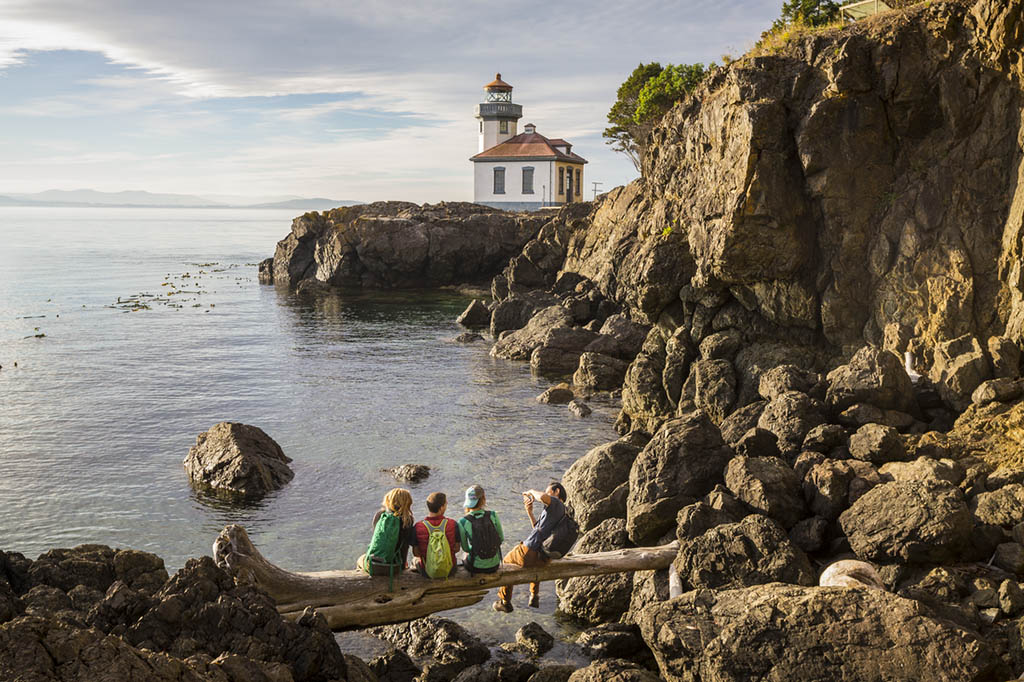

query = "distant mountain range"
[[0, 189, 361, 211]]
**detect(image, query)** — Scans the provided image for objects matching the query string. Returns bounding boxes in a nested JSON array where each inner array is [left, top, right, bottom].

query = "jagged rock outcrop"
[[269, 202, 546, 289], [626, 413, 733, 544], [0, 546, 357, 681]]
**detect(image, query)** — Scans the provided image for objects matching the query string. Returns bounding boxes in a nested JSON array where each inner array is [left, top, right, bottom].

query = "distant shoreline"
[[0, 200, 362, 211]]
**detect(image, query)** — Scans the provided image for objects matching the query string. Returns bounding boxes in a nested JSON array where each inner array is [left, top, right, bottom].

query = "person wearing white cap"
[[456, 484, 504, 575]]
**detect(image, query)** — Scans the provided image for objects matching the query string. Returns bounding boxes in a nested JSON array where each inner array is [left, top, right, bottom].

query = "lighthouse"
[[475, 74, 522, 153], [470, 73, 587, 211]]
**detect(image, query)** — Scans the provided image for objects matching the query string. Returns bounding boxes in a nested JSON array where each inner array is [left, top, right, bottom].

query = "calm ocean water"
[[0, 206, 617, 652]]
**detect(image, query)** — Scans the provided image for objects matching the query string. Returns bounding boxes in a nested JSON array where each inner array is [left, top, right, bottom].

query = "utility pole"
[[591, 181, 603, 201]]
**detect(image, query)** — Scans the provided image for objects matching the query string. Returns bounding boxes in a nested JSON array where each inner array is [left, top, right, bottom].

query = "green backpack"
[[423, 519, 453, 579], [366, 511, 402, 578]]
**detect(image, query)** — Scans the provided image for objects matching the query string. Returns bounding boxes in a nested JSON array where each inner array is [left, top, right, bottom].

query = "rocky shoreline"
[[6, 0, 1024, 679]]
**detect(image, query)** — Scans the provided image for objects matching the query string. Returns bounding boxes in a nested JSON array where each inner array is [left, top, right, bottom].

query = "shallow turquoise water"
[[0, 206, 616, 651]]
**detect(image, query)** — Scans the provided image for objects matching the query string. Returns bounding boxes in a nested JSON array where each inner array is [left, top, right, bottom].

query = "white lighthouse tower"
[[475, 74, 522, 153]]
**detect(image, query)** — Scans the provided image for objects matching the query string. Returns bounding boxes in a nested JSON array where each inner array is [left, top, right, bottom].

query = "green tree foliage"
[[603, 62, 663, 171], [604, 62, 708, 172], [772, 0, 841, 30], [633, 63, 709, 125]]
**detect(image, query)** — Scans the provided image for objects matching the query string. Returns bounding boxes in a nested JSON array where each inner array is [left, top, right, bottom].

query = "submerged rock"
[[454, 332, 484, 343], [536, 384, 575, 404], [370, 617, 490, 679], [568, 399, 592, 418], [183, 421, 294, 498], [383, 464, 431, 483]]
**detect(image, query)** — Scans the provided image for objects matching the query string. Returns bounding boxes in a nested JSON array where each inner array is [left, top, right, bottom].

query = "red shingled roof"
[[471, 131, 587, 163]]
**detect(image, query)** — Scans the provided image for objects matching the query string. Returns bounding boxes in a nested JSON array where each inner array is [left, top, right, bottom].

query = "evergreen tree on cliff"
[[604, 62, 708, 172], [772, 0, 841, 30]]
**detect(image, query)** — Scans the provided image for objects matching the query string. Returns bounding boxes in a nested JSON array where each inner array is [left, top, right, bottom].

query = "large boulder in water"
[[626, 413, 733, 545], [183, 422, 294, 498], [637, 583, 1003, 681]]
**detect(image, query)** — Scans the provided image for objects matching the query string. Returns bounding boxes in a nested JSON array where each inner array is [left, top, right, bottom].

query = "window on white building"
[[575, 169, 581, 198], [500, 120, 509, 134], [558, 168, 564, 195], [522, 167, 534, 194], [494, 167, 505, 194]]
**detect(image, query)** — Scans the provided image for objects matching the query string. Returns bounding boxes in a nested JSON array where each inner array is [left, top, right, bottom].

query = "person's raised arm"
[[527, 489, 552, 505], [524, 493, 538, 527]]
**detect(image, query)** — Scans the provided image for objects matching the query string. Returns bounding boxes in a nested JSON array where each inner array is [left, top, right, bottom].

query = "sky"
[[0, 0, 781, 203]]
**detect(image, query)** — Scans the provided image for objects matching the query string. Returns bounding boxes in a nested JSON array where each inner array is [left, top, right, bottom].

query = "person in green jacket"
[[457, 484, 504, 574]]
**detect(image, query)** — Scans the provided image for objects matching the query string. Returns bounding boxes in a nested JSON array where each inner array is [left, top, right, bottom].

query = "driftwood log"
[[213, 524, 679, 630]]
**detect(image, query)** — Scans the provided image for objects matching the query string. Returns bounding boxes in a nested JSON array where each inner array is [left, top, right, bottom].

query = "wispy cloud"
[[0, 0, 782, 200]]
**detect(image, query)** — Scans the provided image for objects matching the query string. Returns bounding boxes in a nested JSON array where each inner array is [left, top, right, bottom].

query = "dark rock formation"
[[556, 519, 634, 624], [638, 584, 1004, 681], [257, 257, 274, 284], [509, 622, 553, 657], [271, 202, 545, 289], [370, 617, 490, 680], [0, 546, 356, 682], [458, 300, 492, 328], [183, 422, 293, 498]]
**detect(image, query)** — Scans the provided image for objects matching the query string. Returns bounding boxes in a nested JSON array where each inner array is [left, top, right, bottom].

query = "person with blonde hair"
[[357, 488, 416, 577]]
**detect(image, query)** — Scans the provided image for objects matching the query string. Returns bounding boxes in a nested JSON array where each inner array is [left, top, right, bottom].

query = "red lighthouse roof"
[[484, 73, 513, 91]]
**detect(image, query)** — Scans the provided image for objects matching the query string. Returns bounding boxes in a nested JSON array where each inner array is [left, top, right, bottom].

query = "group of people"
[[356, 482, 578, 612]]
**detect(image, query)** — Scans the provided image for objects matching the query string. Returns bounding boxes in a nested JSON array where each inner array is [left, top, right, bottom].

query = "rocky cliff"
[[467, 0, 1024, 679], [488, 0, 1024, 433], [262, 201, 546, 290]]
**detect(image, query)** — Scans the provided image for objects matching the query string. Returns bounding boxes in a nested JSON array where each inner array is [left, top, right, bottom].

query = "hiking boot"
[[528, 594, 539, 608], [492, 599, 513, 613]]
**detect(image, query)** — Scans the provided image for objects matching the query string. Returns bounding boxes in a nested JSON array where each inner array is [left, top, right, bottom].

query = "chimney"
[[524, 123, 536, 134]]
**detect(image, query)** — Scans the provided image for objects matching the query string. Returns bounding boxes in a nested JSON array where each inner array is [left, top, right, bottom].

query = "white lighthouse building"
[[470, 74, 587, 211]]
